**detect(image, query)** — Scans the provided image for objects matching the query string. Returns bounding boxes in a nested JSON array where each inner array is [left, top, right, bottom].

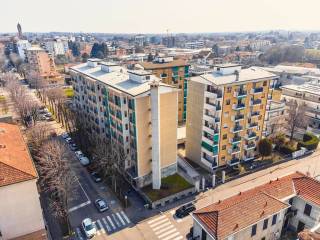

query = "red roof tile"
[[0, 123, 37, 187]]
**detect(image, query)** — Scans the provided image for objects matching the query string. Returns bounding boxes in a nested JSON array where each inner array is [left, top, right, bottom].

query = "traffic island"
[[140, 173, 195, 209]]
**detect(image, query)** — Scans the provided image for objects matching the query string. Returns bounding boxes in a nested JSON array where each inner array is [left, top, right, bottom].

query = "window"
[[227, 87, 232, 93], [263, 81, 267, 86], [304, 203, 312, 216], [261, 238, 266, 240], [223, 134, 227, 139], [263, 219, 268, 230], [222, 145, 226, 150], [201, 229, 207, 240], [272, 214, 277, 225], [221, 156, 225, 161], [251, 224, 257, 236], [226, 99, 231, 105]]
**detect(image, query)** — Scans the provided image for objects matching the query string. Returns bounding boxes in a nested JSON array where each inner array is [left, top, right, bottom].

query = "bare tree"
[[286, 99, 308, 140], [26, 123, 51, 155], [36, 139, 77, 235]]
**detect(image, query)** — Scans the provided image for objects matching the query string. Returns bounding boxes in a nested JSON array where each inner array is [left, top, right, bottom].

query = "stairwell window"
[[272, 214, 277, 225], [251, 224, 257, 236]]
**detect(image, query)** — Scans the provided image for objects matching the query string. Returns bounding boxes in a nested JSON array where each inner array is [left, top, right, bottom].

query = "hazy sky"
[[1, 0, 320, 33]]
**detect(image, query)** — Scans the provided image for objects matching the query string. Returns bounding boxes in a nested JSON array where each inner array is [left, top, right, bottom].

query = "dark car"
[[94, 199, 108, 212], [91, 172, 102, 183], [69, 143, 78, 151], [175, 203, 196, 218]]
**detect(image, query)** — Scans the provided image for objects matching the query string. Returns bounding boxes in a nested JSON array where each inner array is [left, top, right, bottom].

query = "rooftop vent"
[[128, 70, 152, 83]]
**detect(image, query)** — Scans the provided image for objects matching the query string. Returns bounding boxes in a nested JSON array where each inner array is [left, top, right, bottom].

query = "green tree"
[[81, 53, 89, 63], [258, 138, 272, 161]]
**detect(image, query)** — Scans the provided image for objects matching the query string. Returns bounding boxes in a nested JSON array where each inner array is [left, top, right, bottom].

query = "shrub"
[[279, 144, 296, 154], [298, 132, 319, 150], [258, 138, 273, 160]]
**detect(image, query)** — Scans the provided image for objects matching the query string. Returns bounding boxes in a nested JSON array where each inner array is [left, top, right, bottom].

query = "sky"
[[1, 0, 320, 33]]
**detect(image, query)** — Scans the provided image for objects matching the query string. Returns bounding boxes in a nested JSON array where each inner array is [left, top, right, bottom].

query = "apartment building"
[[44, 39, 66, 56], [281, 80, 320, 136], [25, 46, 61, 85], [0, 123, 46, 240], [70, 59, 179, 189], [15, 39, 31, 60], [136, 56, 190, 124], [192, 172, 320, 240], [186, 64, 280, 171]]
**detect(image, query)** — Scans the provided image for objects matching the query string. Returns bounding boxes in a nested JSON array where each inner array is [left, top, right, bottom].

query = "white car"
[[75, 150, 84, 160], [79, 156, 90, 166], [65, 137, 72, 143], [82, 218, 96, 238]]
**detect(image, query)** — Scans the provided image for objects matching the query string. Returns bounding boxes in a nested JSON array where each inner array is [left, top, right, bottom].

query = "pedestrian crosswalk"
[[148, 215, 183, 240], [75, 210, 131, 239]]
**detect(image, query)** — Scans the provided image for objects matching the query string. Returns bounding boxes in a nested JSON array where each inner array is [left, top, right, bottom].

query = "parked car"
[[65, 137, 72, 143], [91, 172, 102, 183], [61, 132, 69, 139], [249, 162, 260, 170], [81, 218, 96, 238], [175, 203, 196, 218], [75, 150, 84, 160], [94, 199, 108, 212], [79, 156, 90, 166], [69, 143, 78, 151]]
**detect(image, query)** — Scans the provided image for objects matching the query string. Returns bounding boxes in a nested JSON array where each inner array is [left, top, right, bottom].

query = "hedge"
[[298, 132, 319, 150], [279, 145, 296, 154]]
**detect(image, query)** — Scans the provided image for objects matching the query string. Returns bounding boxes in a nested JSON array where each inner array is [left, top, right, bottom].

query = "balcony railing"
[[228, 158, 240, 166], [230, 136, 241, 144], [250, 99, 262, 106], [244, 132, 257, 140], [247, 122, 258, 129], [251, 87, 264, 94], [230, 125, 243, 133], [243, 155, 255, 161], [232, 114, 244, 121], [204, 123, 219, 134], [232, 103, 245, 110], [244, 142, 256, 150], [228, 147, 241, 155], [234, 90, 247, 98], [249, 111, 260, 118]]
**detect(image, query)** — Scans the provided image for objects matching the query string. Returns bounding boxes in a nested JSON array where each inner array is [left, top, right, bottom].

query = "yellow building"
[[70, 60, 179, 189], [136, 56, 190, 124], [186, 64, 279, 171]]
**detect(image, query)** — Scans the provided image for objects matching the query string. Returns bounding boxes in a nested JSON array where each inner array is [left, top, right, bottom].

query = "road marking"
[[155, 225, 174, 235], [150, 218, 169, 228], [68, 200, 91, 213], [96, 219, 106, 234], [148, 215, 166, 224], [102, 217, 111, 232], [121, 211, 131, 224], [116, 212, 126, 226], [107, 216, 116, 230], [172, 236, 183, 240], [170, 210, 175, 215], [161, 232, 180, 240], [75, 227, 84, 240], [112, 213, 121, 227], [176, 218, 183, 223], [76, 178, 90, 202], [152, 221, 171, 231], [157, 228, 177, 238]]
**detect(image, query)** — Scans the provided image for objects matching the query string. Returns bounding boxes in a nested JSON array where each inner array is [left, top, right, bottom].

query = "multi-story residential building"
[[25, 45, 61, 85], [281, 80, 320, 136], [185, 41, 205, 49], [136, 56, 190, 124], [15, 39, 31, 60], [192, 172, 320, 240], [0, 123, 46, 240], [186, 64, 280, 171], [70, 59, 179, 189], [44, 39, 66, 56]]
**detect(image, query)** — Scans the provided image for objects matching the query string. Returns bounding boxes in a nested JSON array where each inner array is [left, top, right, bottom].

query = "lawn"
[[64, 88, 74, 98], [142, 174, 193, 202]]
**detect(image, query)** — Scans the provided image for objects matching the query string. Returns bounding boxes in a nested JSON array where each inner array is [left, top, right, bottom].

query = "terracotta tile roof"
[[11, 229, 47, 240], [193, 172, 318, 239], [138, 59, 189, 70], [293, 176, 320, 206], [194, 192, 289, 239], [0, 123, 37, 187]]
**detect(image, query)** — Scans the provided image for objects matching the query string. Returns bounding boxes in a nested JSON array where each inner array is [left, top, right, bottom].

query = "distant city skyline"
[[1, 0, 320, 34]]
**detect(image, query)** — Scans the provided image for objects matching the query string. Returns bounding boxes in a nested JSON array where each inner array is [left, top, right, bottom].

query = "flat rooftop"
[[281, 83, 320, 96], [192, 67, 277, 86], [70, 62, 176, 97]]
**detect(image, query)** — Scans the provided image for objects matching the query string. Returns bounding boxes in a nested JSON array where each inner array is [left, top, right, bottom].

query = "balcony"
[[251, 87, 264, 94], [250, 99, 262, 106], [244, 142, 256, 151], [228, 158, 241, 166], [232, 114, 245, 122], [203, 122, 219, 135], [249, 111, 260, 118], [232, 103, 245, 111], [206, 86, 222, 99], [228, 147, 241, 155], [247, 122, 258, 129], [230, 136, 241, 144], [230, 125, 243, 133], [243, 155, 255, 161], [201, 156, 218, 169], [234, 90, 247, 98], [244, 132, 257, 140]]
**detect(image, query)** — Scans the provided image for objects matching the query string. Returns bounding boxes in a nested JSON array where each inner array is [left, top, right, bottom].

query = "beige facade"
[[0, 179, 46, 239], [186, 65, 280, 171], [70, 60, 179, 188]]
